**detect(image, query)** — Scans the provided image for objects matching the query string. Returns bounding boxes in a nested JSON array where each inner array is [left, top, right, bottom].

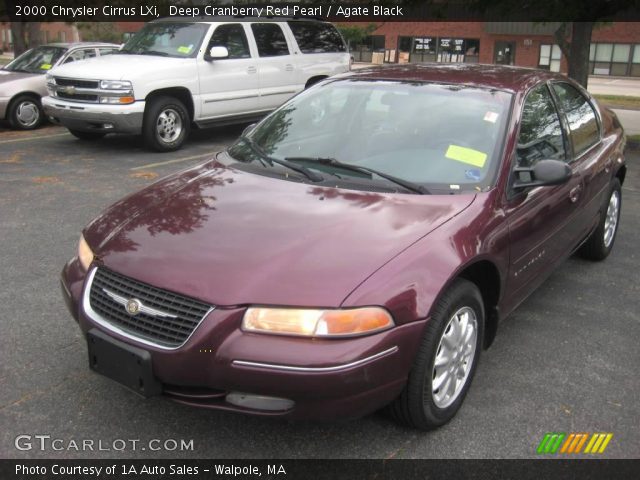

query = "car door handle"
[[569, 185, 582, 203], [285, 64, 294, 71], [247, 66, 257, 74]]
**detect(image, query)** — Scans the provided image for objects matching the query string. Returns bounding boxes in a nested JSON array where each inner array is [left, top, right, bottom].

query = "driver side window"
[[516, 84, 566, 168], [207, 24, 250, 59]]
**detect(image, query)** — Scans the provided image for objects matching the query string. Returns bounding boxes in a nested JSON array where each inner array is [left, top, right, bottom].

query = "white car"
[[0, 42, 119, 130], [42, 18, 351, 151]]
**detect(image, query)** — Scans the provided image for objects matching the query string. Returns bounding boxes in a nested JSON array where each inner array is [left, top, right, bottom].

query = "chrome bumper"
[[42, 96, 145, 134]]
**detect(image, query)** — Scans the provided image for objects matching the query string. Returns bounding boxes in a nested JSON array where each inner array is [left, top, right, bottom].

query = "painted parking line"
[[0, 132, 71, 145], [130, 152, 216, 171]]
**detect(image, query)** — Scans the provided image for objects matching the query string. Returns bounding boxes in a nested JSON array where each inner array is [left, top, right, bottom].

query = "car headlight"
[[242, 307, 394, 337], [78, 235, 95, 271], [100, 79, 132, 90], [99, 96, 135, 104], [45, 72, 55, 83]]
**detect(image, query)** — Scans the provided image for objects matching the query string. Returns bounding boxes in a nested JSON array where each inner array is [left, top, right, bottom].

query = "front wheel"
[[8, 95, 43, 130], [388, 278, 484, 430], [579, 178, 622, 261], [143, 96, 190, 152]]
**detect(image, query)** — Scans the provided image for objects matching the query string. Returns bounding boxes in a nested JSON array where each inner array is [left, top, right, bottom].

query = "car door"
[[198, 23, 260, 119], [249, 22, 298, 111], [550, 81, 608, 237], [503, 83, 587, 305]]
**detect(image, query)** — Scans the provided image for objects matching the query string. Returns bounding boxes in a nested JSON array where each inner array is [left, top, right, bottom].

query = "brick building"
[[347, 22, 640, 77]]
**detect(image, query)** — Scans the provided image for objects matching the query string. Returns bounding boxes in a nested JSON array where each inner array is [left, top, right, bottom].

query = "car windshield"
[[120, 22, 209, 58], [228, 79, 512, 193], [3, 46, 66, 74]]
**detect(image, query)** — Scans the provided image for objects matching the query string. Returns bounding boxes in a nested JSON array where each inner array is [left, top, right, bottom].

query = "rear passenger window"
[[516, 84, 566, 167], [552, 83, 600, 156], [208, 24, 250, 59], [287, 21, 346, 53], [251, 24, 289, 57]]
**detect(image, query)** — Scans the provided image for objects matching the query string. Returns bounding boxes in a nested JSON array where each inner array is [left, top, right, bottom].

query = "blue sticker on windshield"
[[465, 169, 481, 181]]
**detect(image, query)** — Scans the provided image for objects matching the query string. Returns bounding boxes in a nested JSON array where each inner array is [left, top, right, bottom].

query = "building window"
[[350, 35, 385, 63], [539, 44, 561, 72], [590, 43, 633, 76], [632, 45, 640, 77]]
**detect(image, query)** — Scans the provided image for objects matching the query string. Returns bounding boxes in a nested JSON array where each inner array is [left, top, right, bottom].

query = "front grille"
[[57, 92, 99, 102], [88, 268, 212, 348], [54, 77, 99, 89]]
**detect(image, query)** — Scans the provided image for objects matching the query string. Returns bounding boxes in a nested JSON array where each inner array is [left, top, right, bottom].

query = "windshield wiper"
[[236, 138, 324, 182], [138, 50, 170, 57], [284, 157, 430, 195]]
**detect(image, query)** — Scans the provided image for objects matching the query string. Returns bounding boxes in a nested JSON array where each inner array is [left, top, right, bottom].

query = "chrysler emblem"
[[125, 298, 142, 315]]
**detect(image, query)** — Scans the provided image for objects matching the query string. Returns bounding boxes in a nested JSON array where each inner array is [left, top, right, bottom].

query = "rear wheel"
[[8, 95, 43, 130], [388, 279, 484, 430], [68, 129, 106, 141], [579, 178, 621, 261], [143, 96, 190, 152]]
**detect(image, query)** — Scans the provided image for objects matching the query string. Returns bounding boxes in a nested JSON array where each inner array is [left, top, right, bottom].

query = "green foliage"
[[76, 23, 124, 44], [337, 23, 378, 47]]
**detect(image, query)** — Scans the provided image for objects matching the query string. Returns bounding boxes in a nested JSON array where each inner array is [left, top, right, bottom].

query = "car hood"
[[0, 69, 42, 87], [85, 159, 476, 307], [49, 54, 194, 81]]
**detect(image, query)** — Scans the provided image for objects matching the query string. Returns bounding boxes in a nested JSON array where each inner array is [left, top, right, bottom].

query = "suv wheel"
[[579, 178, 622, 261], [143, 96, 190, 152], [388, 279, 484, 430], [8, 95, 43, 130]]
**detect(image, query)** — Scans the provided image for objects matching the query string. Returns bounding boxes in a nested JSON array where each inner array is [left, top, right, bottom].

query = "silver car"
[[1, 42, 119, 130]]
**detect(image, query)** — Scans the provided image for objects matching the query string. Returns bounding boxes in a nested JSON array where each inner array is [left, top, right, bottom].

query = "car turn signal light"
[[242, 307, 394, 337]]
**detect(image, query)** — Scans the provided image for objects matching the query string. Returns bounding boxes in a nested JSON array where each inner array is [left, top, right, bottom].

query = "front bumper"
[[61, 259, 427, 420], [42, 96, 144, 135]]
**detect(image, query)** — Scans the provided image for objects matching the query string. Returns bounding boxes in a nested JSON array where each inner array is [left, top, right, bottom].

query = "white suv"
[[42, 18, 350, 151]]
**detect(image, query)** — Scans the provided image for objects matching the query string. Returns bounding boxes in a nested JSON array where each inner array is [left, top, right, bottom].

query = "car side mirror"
[[242, 123, 257, 137], [513, 159, 571, 189], [204, 46, 229, 61]]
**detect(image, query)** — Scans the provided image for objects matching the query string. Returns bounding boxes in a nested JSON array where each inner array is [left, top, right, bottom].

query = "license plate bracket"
[[87, 329, 162, 397]]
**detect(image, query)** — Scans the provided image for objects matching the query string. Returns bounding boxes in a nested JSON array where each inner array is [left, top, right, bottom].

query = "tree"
[[76, 23, 124, 44], [9, 22, 40, 56], [337, 23, 378, 50]]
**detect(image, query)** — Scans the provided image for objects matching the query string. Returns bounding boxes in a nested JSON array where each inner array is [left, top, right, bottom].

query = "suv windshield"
[[228, 79, 512, 193], [3, 46, 66, 74], [121, 22, 209, 58]]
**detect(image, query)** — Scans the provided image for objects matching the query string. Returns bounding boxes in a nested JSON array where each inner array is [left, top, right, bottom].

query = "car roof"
[[341, 63, 568, 94]]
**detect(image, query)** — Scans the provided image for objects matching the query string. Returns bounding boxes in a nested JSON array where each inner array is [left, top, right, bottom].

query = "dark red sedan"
[[61, 64, 626, 430]]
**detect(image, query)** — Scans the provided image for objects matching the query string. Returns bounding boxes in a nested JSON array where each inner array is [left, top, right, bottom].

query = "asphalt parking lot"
[[0, 124, 638, 459]]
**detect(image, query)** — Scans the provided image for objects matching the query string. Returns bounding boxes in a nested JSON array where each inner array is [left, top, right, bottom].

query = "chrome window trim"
[[232, 346, 399, 373], [82, 266, 214, 351]]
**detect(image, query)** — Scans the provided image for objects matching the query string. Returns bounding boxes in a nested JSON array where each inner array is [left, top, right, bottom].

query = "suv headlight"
[[242, 307, 395, 337], [100, 80, 132, 90]]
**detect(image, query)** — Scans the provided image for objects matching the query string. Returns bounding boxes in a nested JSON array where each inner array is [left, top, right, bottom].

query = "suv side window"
[[208, 24, 250, 59], [287, 21, 346, 53], [251, 24, 290, 57], [516, 84, 566, 168], [99, 48, 117, 56], [551, 82, 600, 156]]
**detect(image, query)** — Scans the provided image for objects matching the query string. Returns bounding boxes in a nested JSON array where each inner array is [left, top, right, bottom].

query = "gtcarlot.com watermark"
[[15, 434, 194, 452]]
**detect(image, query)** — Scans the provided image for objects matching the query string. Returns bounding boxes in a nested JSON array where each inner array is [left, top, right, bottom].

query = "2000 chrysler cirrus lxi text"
[[60, 64, 626, 430]]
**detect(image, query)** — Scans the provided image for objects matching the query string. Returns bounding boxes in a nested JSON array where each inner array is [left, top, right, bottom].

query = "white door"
[[198, 23, 260, 119], [249, 23, 298, 111]]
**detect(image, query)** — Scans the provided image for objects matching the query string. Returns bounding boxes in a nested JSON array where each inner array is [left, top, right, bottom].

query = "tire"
[[68, 129, 106, 141], [143, 96, 190, 152], [388, 278, 484, 430], [579, 178, 622, 261], [8, 95, 43, 130]]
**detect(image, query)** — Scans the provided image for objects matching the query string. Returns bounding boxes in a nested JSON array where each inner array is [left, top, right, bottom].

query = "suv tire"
[[143, 96, 190, 152]]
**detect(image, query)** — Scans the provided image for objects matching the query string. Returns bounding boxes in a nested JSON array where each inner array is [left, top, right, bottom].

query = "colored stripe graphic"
[[539, 433, 613, 454], [537, 433, 565, 454]]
